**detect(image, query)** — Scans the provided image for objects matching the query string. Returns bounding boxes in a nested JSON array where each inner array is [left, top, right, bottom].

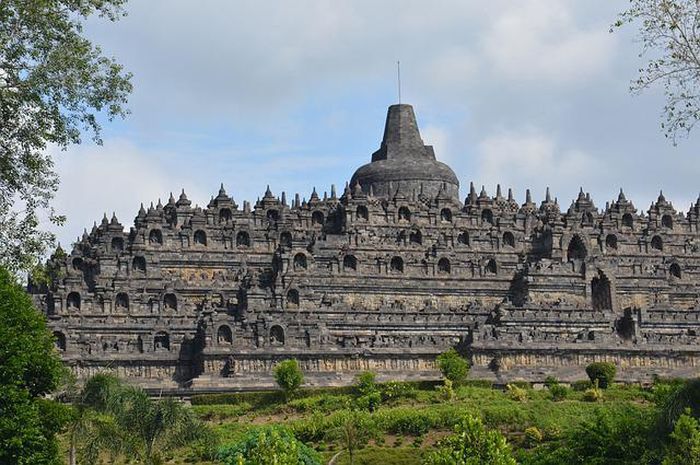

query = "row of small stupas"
[[32, 104, 700, 391]]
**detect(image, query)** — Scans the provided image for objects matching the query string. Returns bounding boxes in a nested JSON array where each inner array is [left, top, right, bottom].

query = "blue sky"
[[51, 0, 700, 247]]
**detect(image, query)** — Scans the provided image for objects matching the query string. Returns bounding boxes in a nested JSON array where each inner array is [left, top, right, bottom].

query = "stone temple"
[[31, 104, 700, 390]]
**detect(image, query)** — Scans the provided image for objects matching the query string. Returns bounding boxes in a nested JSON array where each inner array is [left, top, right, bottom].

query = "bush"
[[436, 349, 470, 384], [586, 362, 617, 389], [424, 415, 517, 465], [549, 384, 569, 401], [544, 376, 559, 388], [662, 410, 700, 465], [274, 359, 304, 401], [529, 405, 658, 465], [436, 379, 455, 401], [356, 392, 382, 412], [583, 383, 604, 402], [218, 425, 321, 465], [571, 380, 592, 392], [524, 426, 544, 447], [355, 371, 377, 396], [354, 371, 381, 411], [507, 384, 528, 402], [380, 381, 418, 403]]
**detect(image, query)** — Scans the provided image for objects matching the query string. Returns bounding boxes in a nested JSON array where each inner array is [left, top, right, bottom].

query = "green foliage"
[[527, 404, 658, 465], [524, 426, 543, 447], [436, 349, 470, 384], [659, 378, 700, 434], [571, 380, 592, 392], [356, 392, 382, 413], [585, 362, 617, 389], [70, 374, 214, 465], [424, 415, 517, 465], [0, 266, 68, 464], [507, 384, 528, 402], [437, 379, 455, 401], [332, 411, 379, 465], [218, 426, 321, 465], [0, 0, 132, 273], [548, 384, 569, 402], [583, 383, 604, 403], [275, 359, 304, 401], [380, 381, 418, 404], [354, 372, 381, 412], [544, 376, 558, 389], [355, 371, 377, 396], [613, 0, 700, 144], [663, 410, 700, 465]]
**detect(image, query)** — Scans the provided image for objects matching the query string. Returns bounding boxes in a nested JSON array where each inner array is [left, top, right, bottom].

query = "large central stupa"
[[350, 104, 459, 199]]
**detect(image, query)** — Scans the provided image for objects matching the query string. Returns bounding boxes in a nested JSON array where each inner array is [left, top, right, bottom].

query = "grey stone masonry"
[[29, 104, 700, 391]]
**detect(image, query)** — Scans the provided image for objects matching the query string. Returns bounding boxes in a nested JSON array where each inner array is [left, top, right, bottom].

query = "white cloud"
[[422, 125, 450, 163], [481, 0, 615, 84], [51, 140, 208, 248], [474, 129, 606, 203]]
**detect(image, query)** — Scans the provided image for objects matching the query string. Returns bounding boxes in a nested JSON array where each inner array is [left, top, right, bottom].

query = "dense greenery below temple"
[[65, 377, 700, 464]]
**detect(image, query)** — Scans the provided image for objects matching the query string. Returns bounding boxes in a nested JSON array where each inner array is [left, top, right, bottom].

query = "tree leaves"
[[613, 0, 700, 145], [0, 0, 132, 274]]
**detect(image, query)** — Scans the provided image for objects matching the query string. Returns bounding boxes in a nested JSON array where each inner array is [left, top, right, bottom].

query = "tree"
[[663, 410, 700, 465], [64, 373, 124, 465], [585, 362, 617, 389], [0, 0, 132, 274], [613, 0, 700, 143], [354, 371, 381, 412], [104, 386, 213, 465], [217, 426, 321, 465], [274, 359, 304, 401], [436, 349, 470, 384], [659, 378, 700, 433], [0, 266, 68, 464], [424, 415, 517, 465], [527, 405, 659, 465], [64, 373, 213, 465], [332, 411, 376, 465]]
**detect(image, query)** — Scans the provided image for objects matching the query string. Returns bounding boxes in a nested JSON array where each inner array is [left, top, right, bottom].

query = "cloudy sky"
[[51, 0, 700, 247]]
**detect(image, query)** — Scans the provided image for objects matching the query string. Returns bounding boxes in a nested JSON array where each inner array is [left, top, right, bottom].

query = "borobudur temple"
[[30, 104, 700, 391]]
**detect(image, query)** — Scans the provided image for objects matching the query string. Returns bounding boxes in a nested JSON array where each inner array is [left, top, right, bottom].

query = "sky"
[[51, 0, 700, 248]]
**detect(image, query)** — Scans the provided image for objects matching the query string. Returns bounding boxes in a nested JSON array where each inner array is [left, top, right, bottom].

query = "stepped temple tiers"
[[31, 104, 700, 391]]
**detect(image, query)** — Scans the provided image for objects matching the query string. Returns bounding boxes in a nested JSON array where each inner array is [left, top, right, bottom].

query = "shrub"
[[583, 382, 604, 402], [436, 349, 470, 384], [356, 392, 382, 412], [424, 415, 517, 465], [549, 384, 569, 401], [355, 371, 377, 396], [537, 405, 658, 465], [380, 381, 417, 403], [354, 371, 381, 411], [436, 379, 455, 401], [585, 362, 617, 389], [524, 426, 544, 447], [544, 376, 559, 388], [218, 426, 321, 465], [571, 380, 592, 392], [506, 384, 528, 402], [274, 359, 304, 401], [662, 410, 700, 465]]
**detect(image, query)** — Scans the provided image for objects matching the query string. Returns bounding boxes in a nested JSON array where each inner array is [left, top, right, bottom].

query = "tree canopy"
[[0, 0, 132, 274], [0, 265, 68, 464], [613, 0, 700, 144]]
